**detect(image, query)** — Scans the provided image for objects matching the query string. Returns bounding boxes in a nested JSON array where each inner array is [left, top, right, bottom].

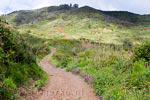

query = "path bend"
[[37, 47, 98, 100]]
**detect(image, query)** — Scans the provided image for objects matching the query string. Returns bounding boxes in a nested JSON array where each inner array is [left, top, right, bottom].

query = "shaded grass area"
[[49, 39, 150, 100]]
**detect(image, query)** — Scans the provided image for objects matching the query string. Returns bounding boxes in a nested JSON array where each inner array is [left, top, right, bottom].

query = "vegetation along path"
[[37, 47, 98, 100]]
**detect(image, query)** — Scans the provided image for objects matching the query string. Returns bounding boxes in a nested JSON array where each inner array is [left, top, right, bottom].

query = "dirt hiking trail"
[[37, 47, 98, 100]]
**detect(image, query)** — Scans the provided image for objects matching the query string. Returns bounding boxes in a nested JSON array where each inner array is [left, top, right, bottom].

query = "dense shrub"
[[0, 21, 35, 64], [133, 40, 150, 62], [0, 19, 47, 100]]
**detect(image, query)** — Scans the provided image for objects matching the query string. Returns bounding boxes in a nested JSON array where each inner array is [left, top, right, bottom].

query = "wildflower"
[[2, 88, 6, 91], [80, 73, 85, 78], [133, 87, 136, 89], [70, 67, 77, 73], [144, 64, 148, 66], [8, 26, 11, 29], [99, 96, 103, 100], [70, 69, 75, 73], [85, 77, 89, 82], [81, 74, 87, 78], [74, 71, 80, 75], [20, 93, 24, 96]]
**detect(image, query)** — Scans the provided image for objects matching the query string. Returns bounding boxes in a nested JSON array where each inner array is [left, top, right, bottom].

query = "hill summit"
[[4, 5, 150, 26]]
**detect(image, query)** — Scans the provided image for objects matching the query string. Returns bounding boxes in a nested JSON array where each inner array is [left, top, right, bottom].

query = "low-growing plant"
[[123, 38, 133, 50], [1, 77, 18, 100], [127, 61, 150, 90], [93, 67, 116, 96]]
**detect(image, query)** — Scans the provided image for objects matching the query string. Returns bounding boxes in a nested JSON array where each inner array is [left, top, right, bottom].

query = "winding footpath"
[[37, 47, 98, 100]]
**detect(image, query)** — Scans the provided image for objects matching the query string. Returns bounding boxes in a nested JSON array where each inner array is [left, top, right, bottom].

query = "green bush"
[[0, 20, 35, 64], [53, 52, 72, 67], [127, 61, 150, 90], [0, 20, 47, 100], [113, 58, 131, 73], [77, 58, 90, 67], [0, 78, 18, 100], [133, 40, 150, 62]]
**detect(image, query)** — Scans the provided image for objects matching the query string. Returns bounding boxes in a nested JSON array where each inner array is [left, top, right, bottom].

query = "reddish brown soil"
[[64, 35, 72, 39], [35, 47, 98, 100], [81, 41, 92, 48]]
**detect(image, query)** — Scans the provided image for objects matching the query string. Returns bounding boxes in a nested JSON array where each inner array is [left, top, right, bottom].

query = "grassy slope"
[[5, 6, 149, 44]]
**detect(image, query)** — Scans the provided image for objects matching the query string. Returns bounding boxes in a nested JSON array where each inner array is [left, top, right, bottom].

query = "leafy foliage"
[[133, 40, 150, 62], [0, 20, 35, 64], [0, 19, 47, 100], [127, 61, 150, 90]]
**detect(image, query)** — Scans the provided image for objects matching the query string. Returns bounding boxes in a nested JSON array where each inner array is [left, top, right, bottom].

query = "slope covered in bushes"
[[0, 19, 48, 100]]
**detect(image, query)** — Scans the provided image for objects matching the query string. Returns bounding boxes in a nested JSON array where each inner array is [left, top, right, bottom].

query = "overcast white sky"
[[0, 0, 150, 15]]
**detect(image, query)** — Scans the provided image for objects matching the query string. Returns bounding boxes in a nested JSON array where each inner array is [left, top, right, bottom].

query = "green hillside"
[[5, 5, 150, 25], [1, 4, 150, 100], [100, 11, 150, 24], [4, 6, 150, 45]]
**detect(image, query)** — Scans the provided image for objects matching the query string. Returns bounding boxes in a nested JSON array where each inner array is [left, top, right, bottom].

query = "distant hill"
[[100, 11, 150, 24], [4, 5, 150, 26], [100, 11, 139, 23], [5, 5, 76, 25]]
